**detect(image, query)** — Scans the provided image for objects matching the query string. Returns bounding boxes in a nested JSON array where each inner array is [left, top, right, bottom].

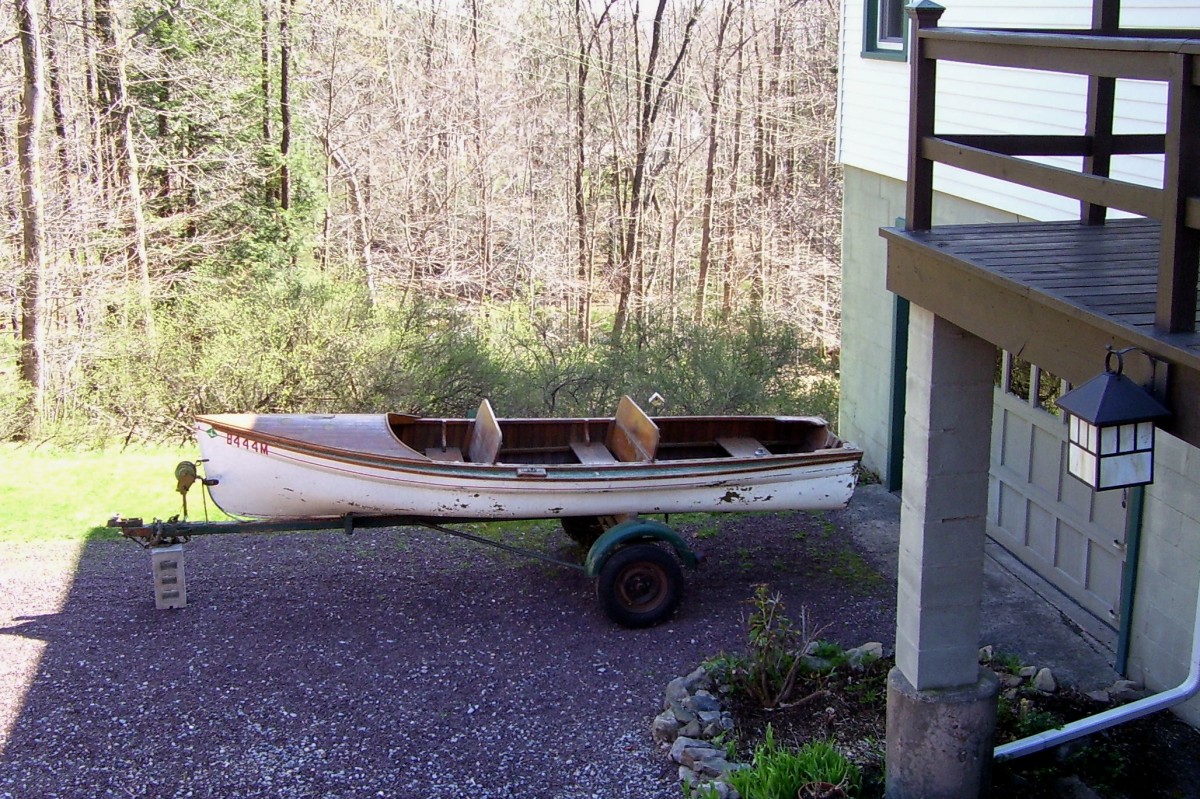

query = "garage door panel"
[[989, 386, 1126, 628]]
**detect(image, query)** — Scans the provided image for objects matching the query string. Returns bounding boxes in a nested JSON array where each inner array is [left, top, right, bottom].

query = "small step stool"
[[150, 544, 187, 609]]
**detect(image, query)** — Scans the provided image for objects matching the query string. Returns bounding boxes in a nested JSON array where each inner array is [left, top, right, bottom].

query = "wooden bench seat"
[[425, 447, 464, 462], [570, 440, 618, 465], [717, 436, 770, 458]]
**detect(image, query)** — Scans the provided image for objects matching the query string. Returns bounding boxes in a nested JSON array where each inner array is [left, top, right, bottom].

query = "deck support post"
[[885, 307, 997, 799], [151, 544, 187, 609]]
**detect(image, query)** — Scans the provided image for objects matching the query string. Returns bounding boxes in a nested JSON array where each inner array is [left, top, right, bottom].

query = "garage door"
[[987, 354, 1128, 627]]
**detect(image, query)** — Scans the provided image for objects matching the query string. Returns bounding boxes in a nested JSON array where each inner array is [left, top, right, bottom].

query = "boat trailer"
[[107, 508, 704, 628]]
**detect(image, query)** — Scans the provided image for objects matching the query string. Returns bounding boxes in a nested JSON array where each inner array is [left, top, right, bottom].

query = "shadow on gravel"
[[0, 511, 894, 799]]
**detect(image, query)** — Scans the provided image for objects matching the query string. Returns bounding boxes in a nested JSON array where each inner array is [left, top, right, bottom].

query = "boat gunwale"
[[196, 414, 862, 483]]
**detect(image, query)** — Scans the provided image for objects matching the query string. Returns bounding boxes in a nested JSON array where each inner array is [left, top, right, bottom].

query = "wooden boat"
[[195, 396, 862, 522]]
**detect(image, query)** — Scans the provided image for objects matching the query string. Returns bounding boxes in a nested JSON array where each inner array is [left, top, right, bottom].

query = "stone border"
[[651, 664, 743, 798]]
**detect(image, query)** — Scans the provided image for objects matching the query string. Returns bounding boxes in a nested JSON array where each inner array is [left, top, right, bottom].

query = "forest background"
[[3, 0, 842, 446]]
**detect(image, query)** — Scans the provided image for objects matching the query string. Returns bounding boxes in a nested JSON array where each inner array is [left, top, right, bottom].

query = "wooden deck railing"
[[904, 1, 1200, 333]]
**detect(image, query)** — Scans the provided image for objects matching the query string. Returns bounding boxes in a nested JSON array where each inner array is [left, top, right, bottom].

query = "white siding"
[[837, 0, 1200, 220]]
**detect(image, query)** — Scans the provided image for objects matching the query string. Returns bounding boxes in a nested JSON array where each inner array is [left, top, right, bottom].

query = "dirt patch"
[[715, 649, 1200, 799]]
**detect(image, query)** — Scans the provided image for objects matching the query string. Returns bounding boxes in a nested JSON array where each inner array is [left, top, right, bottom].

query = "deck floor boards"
[[894, 218, 1200, 363]]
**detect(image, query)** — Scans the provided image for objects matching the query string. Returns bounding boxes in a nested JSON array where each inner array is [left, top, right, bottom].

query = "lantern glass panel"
[[1087, 421, 1098, 453], [1068, 445, 1096, 485], [1101, 425, 1119, 455], [1120, 423, 1137, 452], [1137, 422, 1154, 450], [1098, 450, 1152, 490]]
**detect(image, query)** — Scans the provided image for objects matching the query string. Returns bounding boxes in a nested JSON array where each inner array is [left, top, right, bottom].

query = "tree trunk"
[[261, 0, 272, 145], [16, 0, 47, 431], [331, 149, 376, 304], [94, 0, 152, 323], [279, 0, 293, 211], [469, 0, 491, 302], [612, 0, 698, 342], [41, 0, 69, 171], [695, 0, 735, 324]]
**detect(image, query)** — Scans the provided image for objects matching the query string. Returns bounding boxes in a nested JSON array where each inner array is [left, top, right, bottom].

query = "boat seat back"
[[607, 395, 659, 462], [468, 398, 503, 464]]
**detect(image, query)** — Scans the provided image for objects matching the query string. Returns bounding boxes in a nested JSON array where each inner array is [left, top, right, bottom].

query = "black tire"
[[561, 516, 605, 548], [596, 543, 683, 628]]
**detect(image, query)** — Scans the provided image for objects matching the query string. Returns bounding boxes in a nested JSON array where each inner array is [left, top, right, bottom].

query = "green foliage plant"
[[741, 585, 828, 708], [727, 726, 862, 799]]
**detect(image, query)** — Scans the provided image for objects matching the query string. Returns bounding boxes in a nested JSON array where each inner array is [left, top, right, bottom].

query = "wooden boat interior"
[[390, 396, 843, 465]]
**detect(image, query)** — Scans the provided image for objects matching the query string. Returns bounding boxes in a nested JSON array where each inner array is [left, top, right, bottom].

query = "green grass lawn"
[[0, 444, 230, 543]]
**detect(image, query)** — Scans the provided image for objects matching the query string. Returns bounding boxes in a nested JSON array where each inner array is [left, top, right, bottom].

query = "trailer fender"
[[584, 518, 702, 577]]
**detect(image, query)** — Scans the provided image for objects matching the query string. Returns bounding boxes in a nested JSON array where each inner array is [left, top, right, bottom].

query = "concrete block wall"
[[1127, 432, 1200, 726], [839, 168, 1020, 484], [839, 167, 908, 482]]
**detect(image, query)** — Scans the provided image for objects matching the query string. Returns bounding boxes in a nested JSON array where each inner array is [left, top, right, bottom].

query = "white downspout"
[[994, 572, 1200, 761]]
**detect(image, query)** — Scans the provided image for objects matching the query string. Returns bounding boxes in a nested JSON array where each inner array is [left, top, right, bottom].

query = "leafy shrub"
[[735, 585, 831, 708], [34, 270, 840, 444]]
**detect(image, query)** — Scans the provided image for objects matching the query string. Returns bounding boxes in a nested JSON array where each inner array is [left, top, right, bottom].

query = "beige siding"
[[837, 0, 1200, 220]]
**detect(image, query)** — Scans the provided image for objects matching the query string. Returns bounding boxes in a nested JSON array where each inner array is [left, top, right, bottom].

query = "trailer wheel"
[[596, 543, 682, 628]]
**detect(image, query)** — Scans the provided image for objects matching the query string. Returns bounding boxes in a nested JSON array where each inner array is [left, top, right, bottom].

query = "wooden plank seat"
[[425, 446, 464, 461], [570, 440, 618, 465], [717, 436, 770, 458]]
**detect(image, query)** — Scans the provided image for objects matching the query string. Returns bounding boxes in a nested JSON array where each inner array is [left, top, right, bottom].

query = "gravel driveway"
[[0, 512, 893, 799]]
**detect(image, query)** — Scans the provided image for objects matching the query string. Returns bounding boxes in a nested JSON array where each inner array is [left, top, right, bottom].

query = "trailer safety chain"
[[414, 519, 587, 572]]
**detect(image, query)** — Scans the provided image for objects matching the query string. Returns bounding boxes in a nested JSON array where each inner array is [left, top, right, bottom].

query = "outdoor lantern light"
[[1057, 348, 1170, 491]]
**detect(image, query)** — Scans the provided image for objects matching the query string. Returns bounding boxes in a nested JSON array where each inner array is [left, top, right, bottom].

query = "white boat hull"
[[195, 416, 859, 521]]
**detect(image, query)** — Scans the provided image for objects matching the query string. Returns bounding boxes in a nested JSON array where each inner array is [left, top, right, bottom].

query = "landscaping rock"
[[670, 700, 698, 724], [1108, 679, 1147, 703], [670, 736, 718, 765], [1034, 667, 1057, 693], [979, 645, 994, 663], [666, 676, 690, 708], [684, 691, 722, 713], [693, 757, 744, 779], [846, 641, 883, 670], [652, 710, 682, 744], [1019, 665, 1038, 678], [683, 666, 712, 693], [681, 744, 731, 770]]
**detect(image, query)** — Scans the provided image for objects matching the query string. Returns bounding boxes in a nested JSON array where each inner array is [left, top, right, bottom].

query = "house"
[[836, 0, 1200, 794]]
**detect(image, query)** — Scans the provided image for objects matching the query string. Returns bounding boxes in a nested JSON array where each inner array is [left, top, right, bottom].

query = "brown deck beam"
[[883, 223, 1200, 448]]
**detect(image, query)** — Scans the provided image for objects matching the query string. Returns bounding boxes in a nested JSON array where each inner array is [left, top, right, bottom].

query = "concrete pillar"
[[151, 544, 186, 609], [887, 307, 997, 798]]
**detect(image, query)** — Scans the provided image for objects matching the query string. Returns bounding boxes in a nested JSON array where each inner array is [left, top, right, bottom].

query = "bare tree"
[[611, 0, 700, 340], [15, 0, 47, 429], [93, 0, 151, 321]]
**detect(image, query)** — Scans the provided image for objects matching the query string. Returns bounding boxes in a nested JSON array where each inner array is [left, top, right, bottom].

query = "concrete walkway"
[[839, 485, 1122, 691]]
